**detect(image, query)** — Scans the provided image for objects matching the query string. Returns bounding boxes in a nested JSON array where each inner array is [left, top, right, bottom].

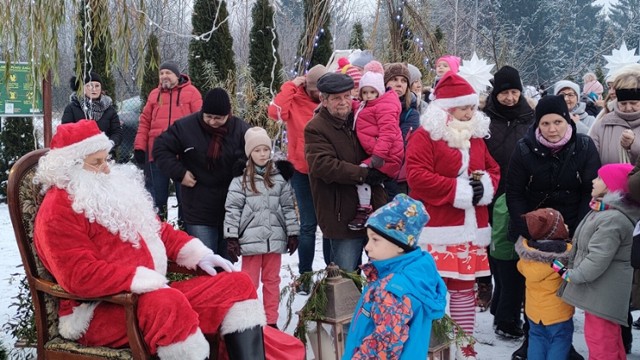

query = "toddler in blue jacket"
[[343, 194, 448, 359]]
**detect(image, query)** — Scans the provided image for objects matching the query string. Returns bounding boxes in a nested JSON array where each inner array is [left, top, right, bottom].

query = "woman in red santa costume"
[[33, 120, 305, 360], [406, 72, 500, 360]]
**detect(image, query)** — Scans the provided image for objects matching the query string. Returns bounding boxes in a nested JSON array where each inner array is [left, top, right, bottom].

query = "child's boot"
[[348, 205, 372, 231]]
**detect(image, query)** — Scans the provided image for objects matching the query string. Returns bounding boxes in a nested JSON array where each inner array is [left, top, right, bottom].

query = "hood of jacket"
[[157, 74, 194, 91], [515, 237, 572, 263], [370, 249, 447, 316], [601, 192, 640, 225]]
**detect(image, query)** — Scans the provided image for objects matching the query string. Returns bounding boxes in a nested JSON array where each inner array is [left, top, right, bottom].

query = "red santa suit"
[[407, 73, 499, 281], [33, 120, 304, 360]]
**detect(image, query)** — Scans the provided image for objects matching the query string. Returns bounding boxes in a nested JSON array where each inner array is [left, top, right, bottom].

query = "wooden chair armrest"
[[167, 261, 205, 276], [33, 278, 138, 305]]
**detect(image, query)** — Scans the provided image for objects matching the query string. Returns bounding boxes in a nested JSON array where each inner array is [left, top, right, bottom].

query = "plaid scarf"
[[589, 197, 610, 211]]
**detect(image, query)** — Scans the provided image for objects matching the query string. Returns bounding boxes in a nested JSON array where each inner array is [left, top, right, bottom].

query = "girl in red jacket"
[[348, 61, 405, 230]]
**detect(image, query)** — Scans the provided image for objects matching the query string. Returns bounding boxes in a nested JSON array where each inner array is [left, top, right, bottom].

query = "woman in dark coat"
[[61, 72, 122, 149], [153, 88, 250, 258], [506, 95, 600, 359], [507, 95, 600, 242]]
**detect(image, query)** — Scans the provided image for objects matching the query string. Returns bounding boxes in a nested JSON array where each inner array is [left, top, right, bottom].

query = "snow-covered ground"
[[3, 198, 640, 359]]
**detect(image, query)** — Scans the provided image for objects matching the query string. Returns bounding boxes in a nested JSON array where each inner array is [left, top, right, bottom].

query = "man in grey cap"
[[304, 73, 387, 271], [268, 65, 326, 292]]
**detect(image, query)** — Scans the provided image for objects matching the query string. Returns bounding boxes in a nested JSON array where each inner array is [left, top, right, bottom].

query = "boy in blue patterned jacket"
[[343, 194, 448, 359]]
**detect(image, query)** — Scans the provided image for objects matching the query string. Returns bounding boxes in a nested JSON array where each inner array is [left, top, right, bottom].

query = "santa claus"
[[33, 120, 304, 360], [406, 72, 500, 360]]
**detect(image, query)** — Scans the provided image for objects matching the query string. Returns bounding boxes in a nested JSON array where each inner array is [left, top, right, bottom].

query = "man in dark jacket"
[[482, 66, 533, 341], [153, 88, 249, 258], [304, 73, 387, 271]]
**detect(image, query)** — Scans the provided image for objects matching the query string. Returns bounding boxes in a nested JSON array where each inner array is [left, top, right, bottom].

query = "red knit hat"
[[335, 57, 362, 88], [598, 163, 634, 193], [432, 72, 479, 108], [49, 120, 112, 157]]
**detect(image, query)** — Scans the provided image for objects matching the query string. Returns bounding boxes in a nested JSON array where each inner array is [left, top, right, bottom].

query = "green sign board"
[[0, 62, 43, 116]]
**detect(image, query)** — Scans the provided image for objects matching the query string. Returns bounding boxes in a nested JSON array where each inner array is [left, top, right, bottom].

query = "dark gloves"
[[370, 155, 385, 169], [551, 259, 570, 282], [365, 168, 387, 186], [226, 238, 241, 263], [134, 150, 146, 165], [470, 179, 484, 206], [287, 235, 299, 255]]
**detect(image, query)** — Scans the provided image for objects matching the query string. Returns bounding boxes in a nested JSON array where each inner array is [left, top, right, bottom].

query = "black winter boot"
[[224, 326, 266, 360], [568, 345, 584, 360], [511, 337, 527, 360]]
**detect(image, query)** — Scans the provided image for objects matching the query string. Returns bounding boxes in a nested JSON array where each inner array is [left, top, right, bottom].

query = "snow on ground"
[[2, 197, 640, 359]]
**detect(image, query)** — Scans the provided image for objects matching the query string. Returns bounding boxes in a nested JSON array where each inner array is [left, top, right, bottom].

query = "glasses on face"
[[83, 156, 113, 172], [559, 92, 577, 99]]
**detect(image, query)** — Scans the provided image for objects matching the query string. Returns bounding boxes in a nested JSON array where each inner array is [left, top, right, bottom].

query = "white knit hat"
[[244, 127, 272, 157], [358, 61, 386, 97], [554, 80, 580, 96]]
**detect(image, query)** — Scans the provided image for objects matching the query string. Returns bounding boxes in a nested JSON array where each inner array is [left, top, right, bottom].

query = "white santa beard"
[[421, 104, 491, 149], [445, 119, 475, 149], [65, 164, 161, 248]]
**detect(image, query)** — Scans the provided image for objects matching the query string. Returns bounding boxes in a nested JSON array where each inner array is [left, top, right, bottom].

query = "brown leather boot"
[[476, 282, 493, 312]]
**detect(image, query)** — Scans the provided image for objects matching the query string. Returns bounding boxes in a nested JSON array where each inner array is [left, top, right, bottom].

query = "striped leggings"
[[444, 278, 476, 335]]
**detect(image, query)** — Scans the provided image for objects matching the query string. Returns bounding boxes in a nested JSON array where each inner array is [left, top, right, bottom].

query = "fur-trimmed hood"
[[515, 237, 572, 264], [231, 159, 294, 180]]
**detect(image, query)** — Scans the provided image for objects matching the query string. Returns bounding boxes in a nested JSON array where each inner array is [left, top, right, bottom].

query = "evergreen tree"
[[349, 22, 366, 50], [609, 0, 640, 52], [75, 0, 116, 101], [189, 0, 236, 93], [0, 118, 35, 200], [141, 34, 160, 105], [249, 0, 283, 91]]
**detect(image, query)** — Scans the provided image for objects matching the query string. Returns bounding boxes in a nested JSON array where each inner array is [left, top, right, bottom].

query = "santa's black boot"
[[220, 299, 267, 360], [224, 326, 266, 360]]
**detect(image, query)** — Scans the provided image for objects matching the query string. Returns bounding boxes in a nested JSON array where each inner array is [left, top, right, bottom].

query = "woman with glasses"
[[62, 72, 122, 152], [589, 64, 640, 166], [553, 80, 596, 134]]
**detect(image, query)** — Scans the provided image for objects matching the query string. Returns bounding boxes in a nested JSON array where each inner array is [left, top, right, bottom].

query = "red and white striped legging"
[[444, 278, 476, 335]]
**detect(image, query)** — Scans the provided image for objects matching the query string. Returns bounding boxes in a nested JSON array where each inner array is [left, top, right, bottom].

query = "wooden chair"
[[7, 148, 150, 360]]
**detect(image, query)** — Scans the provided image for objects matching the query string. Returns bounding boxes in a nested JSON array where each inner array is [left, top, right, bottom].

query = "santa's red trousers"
[[78, 272, 304, 359]]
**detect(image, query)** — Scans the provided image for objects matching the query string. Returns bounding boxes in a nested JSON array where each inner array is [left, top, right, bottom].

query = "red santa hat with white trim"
[[431, 71, 479, 109], [42, 120, 112, 167]]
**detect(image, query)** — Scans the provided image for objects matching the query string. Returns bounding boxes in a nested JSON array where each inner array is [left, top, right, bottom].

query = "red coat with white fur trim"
[[34, 187, 212, 339], [406, 127, 499, 247]]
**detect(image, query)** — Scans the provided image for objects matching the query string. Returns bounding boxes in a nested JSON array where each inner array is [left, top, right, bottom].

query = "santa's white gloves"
[[198, 254, 237, 276]]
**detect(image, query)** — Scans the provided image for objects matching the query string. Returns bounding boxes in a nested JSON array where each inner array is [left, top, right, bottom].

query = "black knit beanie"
[[202, 88, 232, 116], [159, 61, 181, 77], [69, 71, 103, 91], [534, 95, 571, 125], [492, 66, 523, 94]]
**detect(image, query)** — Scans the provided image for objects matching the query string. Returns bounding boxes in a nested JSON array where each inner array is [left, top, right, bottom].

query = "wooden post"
[[42, 70, 52, 147]]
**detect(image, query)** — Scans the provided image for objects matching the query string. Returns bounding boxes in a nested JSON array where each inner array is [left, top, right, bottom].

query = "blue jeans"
[[528, 318, 573, 360], [291, 170, 319, 274], [325, 237, 366, 272], [185, 223, 227, 258], [145, 161, 182, 222]]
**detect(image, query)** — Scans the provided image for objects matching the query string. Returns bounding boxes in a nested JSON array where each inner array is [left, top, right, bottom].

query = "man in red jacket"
[[268, 65, 326, 292], [134, 61, 202, 222]]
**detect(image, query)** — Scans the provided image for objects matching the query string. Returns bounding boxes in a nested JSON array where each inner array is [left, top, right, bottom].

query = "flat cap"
[[317, 73, 354, 94]]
